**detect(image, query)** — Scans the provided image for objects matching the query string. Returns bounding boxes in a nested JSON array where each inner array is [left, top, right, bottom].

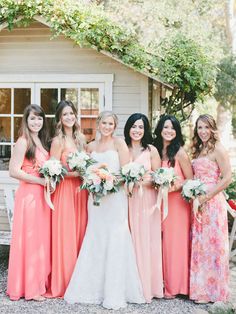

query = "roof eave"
[[0, 15, 172, 88]]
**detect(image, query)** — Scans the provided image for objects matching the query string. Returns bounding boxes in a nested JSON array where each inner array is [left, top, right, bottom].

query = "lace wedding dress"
[[64, 150, 144, 309]]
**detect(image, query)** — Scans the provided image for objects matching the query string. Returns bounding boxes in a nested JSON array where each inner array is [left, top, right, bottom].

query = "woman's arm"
[[141, 145, 161, 187], [199, 143, 231, 204], [169, 147, 193, 192], [9, 137, 45, 186], [115, 137, 130, 167], [86, 141, 97, 154], [150, 145, 161, 171], [50, 137, 78, 178], [50, 137, 63, 160]]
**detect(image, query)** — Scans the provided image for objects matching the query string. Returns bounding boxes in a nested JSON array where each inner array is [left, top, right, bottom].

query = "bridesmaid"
[[153, 114, 193, 298], [190, 114, 231, 303], [47, 100, 88, 298], [7, 104, 51, 301], [124, 113, 163, 302]]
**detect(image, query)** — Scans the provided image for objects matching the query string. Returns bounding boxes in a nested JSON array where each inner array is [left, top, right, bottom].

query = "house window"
[[37, 84, 103, 142], [0, 74, 113, 173], [0, 87, 32, 171]]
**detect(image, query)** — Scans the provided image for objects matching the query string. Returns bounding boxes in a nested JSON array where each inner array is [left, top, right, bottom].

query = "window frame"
[[0, 74, 114, 174]]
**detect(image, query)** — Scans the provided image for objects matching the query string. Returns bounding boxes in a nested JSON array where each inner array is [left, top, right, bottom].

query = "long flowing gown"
[[129, 149, 163, 302], [190, 157, 229, 302], [162, 159, 191, 297], [64, 150, 145, 310], [7, 146, 51, 300], [47, 148, 88, 298]]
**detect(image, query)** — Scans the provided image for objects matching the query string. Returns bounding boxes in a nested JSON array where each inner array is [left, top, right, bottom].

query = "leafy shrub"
[[225, 171, 236, 200]]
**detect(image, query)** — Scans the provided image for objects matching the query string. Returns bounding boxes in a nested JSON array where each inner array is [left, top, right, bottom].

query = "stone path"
[[0, 245, 235, 314]]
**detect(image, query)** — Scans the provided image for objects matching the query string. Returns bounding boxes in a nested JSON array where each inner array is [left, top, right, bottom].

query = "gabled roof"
[[0, 0, 172, 88]]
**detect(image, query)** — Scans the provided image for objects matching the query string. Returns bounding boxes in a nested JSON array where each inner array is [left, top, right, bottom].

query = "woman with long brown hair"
[[190, 114, 231, 303], [46, 100, 88, 298], [7, 104, 51, 301]]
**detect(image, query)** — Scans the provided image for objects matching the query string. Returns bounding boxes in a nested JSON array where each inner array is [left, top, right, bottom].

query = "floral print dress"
[[190, 157, 229, 302]]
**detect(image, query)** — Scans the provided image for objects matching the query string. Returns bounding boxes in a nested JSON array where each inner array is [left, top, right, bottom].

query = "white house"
[[0, 15, 170, 237]]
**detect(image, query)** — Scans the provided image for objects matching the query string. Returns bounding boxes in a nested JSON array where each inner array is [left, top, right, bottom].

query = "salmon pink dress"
[[190, 157, 229, 302], [129, 149, 163, 302], [162, 159, 191, 297], [7, 146, 51, 300], [47, 149, 88, 298]]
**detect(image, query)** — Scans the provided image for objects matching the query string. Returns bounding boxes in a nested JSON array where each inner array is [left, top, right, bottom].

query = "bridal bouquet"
[[67, 151, 96, 175], [182, 179, 207, 222], [39, 158, 68, 210], [182, 179, 207, 202], [151, 167, 177, 220], [120, 162, 146, 197], [81, 163, 120, 206], [151, 167, 177, 188]]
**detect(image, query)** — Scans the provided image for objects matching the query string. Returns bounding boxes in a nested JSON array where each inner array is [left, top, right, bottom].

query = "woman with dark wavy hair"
[[47, 100, 88, 298], [124, 113, 163, 302], [190, 114, 231, 304], [7, 104, 51, 301], [153, 114, 193, 299]]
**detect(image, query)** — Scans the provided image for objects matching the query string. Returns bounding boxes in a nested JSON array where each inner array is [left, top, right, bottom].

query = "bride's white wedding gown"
[[64, 150, 144, 309]]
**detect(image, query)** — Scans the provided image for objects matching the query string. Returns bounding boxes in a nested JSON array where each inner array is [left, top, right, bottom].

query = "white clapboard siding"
[[0, 21, 154, 134]]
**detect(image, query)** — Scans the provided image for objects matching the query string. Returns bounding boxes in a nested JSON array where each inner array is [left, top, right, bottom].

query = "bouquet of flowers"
[[182, 179, 207, 202], [182, 179, 207, 222], [81, 163, 120, 206], [67, 151, 96, 175], [120, 162, 147, 197], [151, 167, 177, 188], [151, 167, 177, 220], [39, 158, 68, 210]]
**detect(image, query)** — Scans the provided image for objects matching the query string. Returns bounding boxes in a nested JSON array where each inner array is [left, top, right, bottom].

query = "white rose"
[[121, 164, 130, 175], [48, 162, 62, 176], [104, 181, 114, 191]]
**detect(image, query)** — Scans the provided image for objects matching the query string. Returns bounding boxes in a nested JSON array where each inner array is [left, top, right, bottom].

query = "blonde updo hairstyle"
[[54, 100, 85, 150], [192, 114, 219, 159], [96, 111, 118, 132]]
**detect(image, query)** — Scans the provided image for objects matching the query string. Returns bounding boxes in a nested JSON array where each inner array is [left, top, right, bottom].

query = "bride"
[[64, 111, 144, 309]]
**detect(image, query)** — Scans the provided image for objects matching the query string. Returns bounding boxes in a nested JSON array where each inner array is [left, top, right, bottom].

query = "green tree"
[[215, 54, 236, 137], [89, 0, 224, 120], [154, 34, 216, 121]]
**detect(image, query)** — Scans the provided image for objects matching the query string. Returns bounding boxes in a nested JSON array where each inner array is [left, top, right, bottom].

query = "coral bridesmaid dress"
[[190, 157, 229, 302], [162, 159, 191, 297], [47, 149, 88, 298], [129, 149, 163, 302], [7, 146, 51, 300]]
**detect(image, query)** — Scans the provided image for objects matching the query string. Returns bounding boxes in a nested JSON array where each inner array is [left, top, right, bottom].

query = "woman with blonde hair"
[[64, 111, 144, 309], [7, 104, 51, 301], [46, 100, 88, 298], [190, 114, 231, 303]]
